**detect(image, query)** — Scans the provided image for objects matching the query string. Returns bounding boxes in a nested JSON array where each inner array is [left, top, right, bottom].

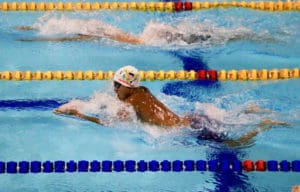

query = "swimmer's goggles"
[[114, 81, 122, 89]]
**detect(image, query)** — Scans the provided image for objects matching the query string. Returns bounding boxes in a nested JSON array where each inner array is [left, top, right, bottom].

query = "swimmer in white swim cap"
[[113, 65, 140, 88], [54, 66, 289, 147], [16, 21, 212, 45]]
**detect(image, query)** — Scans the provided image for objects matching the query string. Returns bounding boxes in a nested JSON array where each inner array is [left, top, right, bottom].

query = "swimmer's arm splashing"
[[15, 25, 143, 45], [53, 108, 103, 125], [18, 34, 97, 42], [223, 119, 290, 147]]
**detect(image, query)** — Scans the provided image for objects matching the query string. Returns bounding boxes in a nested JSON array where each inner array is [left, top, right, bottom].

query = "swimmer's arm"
[[17, 33, 143, 44], [53, 109, 103, 125], [16, 25, 143, 44], [243, 105, 272, 114], [76, 112, 102, 124], [224, 119, 289, 147], [103, 32, 143, 45], [15, 25, 92, 41], [18, 34, 97, 42], [15, 25, 37, 31]]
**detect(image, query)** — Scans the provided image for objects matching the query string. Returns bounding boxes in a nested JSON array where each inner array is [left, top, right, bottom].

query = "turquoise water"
[[0, 2, 300, 192]]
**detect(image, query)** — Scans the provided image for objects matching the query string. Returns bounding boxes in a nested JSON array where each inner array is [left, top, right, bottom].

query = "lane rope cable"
[[0, 159, 299, 173], [0, 68, 299, 81], [0, 1, 299, 12]]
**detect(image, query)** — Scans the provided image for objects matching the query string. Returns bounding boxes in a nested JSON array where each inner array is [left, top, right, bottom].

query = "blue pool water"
[[0, 1, 300, 191]]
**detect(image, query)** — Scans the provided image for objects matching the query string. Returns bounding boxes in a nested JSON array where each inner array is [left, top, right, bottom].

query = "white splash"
[[33, 14, 128, 38], [57, 91, 137, 126], [195, 102, 227, 122], [139, 20, 254, 47]]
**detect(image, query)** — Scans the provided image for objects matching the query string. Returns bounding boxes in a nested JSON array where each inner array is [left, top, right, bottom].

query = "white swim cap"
[[113, 65, 140, 88]]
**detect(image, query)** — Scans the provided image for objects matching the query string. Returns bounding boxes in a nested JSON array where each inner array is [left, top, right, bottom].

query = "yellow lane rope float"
[[0, 1, 299, 12], [0, 68, 299, 81]]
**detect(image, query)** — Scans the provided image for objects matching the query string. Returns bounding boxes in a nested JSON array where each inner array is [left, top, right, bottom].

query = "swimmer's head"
[[163, 32, 211, 44], [181, 34, 211, 44], [113, 65, 140, 88], [164, 32, 184, 43]]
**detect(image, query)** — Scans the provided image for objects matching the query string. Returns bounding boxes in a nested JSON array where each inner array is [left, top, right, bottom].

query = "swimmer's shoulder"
[[138, 86, 150, 92], [130, 86, 150, 94], [125, 86, 150, 103]]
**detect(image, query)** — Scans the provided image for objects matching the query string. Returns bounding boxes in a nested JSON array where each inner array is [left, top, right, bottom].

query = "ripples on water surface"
[[0, 4, 299, 192]]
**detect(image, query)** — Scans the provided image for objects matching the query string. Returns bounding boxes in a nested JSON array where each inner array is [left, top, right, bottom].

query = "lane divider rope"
[[0, 1, 299, 12], [0, 160, 299, 173], [0, 68, 299, 81]]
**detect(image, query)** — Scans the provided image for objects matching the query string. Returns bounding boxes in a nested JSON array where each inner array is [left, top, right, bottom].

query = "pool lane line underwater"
[[0, 68, 299, 81], [0, 99, 66, 110], [0, 160, 299, 173], [0, 1, 299, 12]]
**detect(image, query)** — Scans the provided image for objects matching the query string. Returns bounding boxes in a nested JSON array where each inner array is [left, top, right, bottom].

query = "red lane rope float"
[[184, 2, 193, 11], [243, 160, 255, 172], [174, 2, 183, 11], [255, 160, 267, 171]]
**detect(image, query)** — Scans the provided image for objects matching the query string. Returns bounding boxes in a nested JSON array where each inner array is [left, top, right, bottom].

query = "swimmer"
[[16, 18, 275, 45], [16, 17, 278, 46], [16, 24, 211, 45], [53, 65, 289, 147]]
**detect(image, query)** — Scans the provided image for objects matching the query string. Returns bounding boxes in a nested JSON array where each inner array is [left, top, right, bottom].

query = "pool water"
[[0, 1, 300, 191]]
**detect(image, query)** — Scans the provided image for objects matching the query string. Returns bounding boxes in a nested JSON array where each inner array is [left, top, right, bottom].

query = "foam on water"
[[33, 14, 126, 38], [56, 91, 137, 127], [139, 20, 255, 47]]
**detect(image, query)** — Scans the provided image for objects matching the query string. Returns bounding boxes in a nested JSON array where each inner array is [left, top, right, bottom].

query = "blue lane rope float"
[[0, 160, 299, 174]]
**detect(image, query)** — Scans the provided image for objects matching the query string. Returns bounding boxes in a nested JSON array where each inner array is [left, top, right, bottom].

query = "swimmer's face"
[[114, 81, 132, 101]]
